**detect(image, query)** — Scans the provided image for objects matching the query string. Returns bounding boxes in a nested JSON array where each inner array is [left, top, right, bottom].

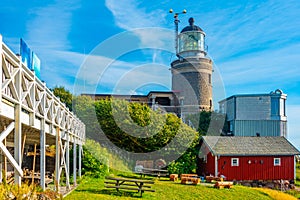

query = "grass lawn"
[[64, 175, 297, 200]]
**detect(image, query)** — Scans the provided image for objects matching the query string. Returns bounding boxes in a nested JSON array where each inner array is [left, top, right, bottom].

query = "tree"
[[185, 111, 227, 136], [52, 86, 73, 111], [73, 97, 199, 173]]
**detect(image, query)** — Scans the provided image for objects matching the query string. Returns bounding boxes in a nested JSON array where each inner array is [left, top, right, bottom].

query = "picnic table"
[[205, 175, 223, 183], [105, 176, 155, 197], [180, 174, 200, 185], [214, 181, 233, 189], [137, 168, 169, 178]]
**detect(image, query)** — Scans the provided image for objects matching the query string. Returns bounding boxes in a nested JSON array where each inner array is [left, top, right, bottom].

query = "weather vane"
[[169, 9, 187, 56]]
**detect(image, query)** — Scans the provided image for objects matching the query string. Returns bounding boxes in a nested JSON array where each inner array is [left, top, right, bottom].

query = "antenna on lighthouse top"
[[169, 9, 186, 57]]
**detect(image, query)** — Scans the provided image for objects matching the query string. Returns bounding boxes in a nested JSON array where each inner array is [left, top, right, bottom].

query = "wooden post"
[[79, 144, 82, 178], [21, 133, 26, 161], [0, 125, 6, 184], [40, 82, 46, 190], [32, 143, 37, 184], [73, 142, 77, 186], [40, 123, 46, 190], [66, 132, 69, 182], [14, 54, 22, 185], [3, 138, 7, 182], [14, 104, 22, 185], [55, 127, 60, 192], [0, 153, 2, 183], [0, 34, 3, 113]]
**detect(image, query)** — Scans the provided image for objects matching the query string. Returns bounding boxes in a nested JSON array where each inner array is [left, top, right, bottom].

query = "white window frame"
[[274, 158, 281, 166], [231, 158, 239, 166]]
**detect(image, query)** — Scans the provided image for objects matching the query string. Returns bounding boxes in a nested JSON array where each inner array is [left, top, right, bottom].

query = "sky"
[[0, 0, 300, 147]]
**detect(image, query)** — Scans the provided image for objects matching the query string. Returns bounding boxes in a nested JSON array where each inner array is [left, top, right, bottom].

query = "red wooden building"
[[199, 136, 300, 181]]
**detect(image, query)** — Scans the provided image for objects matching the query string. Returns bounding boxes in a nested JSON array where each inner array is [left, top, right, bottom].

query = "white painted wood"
[[66, 132, 70, 182], [214, 155, 218, 177], [55, 127, 60, 192], [20, 111, 30, 125], [14, 60, 22, 185], [1, 101, 14, 119], [79, 144, 82, 178], [73, 142, 77, 186], [40, 123, 46, 190], [0, 142, 23, 176], [0, 34, 3, 113], [0, 154, 2, 183], [1, 35, 85, 189], [0, 122, 14, 142]]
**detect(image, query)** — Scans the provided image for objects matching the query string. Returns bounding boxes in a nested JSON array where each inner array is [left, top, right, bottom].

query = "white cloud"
[[105, 0, 165, 30], [105, 0, 172, 48], [72, 52, 170, 95], [202, 1, 300, 60], [26, 0, 80, 50], [217, 43, 300, 85], [19, 0, 81, 91]]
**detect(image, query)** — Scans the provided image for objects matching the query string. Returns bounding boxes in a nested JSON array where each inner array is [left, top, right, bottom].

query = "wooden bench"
[[205, 176, 222, 183], [180, 174, 200, 185], [214, 181, 233, 189], [170, 174, 178, 181], [137, 168, 169, 179], [105, 176, 155, 197]]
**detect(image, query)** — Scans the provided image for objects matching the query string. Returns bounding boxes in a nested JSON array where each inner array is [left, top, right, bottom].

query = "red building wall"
[[202, 152, 215, 176], [217, 155, 294, 181]]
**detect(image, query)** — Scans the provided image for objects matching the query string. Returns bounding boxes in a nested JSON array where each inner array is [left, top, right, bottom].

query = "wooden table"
[[105, 176, 155, 197], [180, 174, 200, 185], [205, 175, 222, 183], [214, 181, 233, 189], [138, 168, 169, 178]]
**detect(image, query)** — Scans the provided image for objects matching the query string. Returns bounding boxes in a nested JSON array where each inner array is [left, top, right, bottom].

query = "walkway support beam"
[[55, 127, 60, 192], [79, 144, 82, 178], [1, 35, 86, 191], [14, 60, 22, 185], [40, 120, 46, 190], [73, 142, 77, 186]]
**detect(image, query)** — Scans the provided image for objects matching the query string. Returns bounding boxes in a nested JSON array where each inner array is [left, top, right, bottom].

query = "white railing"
[[0, 37, 85, 144], [0, 35, 85, 190]]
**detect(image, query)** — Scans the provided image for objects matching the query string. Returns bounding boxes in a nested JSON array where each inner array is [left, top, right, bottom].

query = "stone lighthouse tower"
[[171, 17, 213, 117]]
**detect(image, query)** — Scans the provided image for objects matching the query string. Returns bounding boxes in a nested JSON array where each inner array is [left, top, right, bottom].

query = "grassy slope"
[[64, 176, 296, 200]]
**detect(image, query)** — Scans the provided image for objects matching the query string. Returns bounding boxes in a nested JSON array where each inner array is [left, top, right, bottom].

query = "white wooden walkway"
[[0, 35, 85, 192]]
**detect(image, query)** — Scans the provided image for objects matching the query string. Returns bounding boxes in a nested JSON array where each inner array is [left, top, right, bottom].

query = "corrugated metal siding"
[[218, 156, 294, 180], [226, 98, 235, 121], [281, 121, 287, 137], [234, 120, 281, 136], [236, 96, 271, 120]]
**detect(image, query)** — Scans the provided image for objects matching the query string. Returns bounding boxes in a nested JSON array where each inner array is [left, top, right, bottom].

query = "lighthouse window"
[[179, 32, 204, 52], [209, 74, 211, 84]]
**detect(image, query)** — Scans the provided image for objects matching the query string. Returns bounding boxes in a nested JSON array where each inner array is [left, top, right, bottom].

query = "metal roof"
[[181, 25, 203, 33], [181, 17, 203, 33], [202, 136, 300, 156], [218, 89, 287, 103]]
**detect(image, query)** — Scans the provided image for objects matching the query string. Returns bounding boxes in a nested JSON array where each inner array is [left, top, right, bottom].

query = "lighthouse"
[[171, 17, 213, 117]]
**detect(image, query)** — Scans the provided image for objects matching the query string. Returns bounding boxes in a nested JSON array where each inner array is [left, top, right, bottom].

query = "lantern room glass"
[[179, 31, 205, 53]]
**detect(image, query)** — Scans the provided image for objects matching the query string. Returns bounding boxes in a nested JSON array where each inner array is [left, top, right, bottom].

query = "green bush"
[[81, 140, 109, 178]]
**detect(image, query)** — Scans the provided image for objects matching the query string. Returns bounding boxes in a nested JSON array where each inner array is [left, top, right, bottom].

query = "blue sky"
[[1, 0, 300, 147]]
